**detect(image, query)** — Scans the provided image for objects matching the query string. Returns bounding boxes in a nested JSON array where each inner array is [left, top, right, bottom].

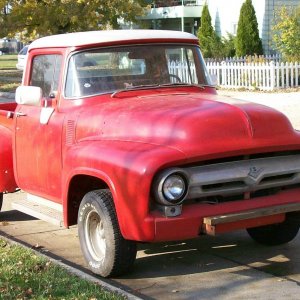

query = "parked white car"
[[16, 45, 28, 70]]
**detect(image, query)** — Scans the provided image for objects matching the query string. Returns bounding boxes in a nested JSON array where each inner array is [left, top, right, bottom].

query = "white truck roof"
[[29, 30, 198, 50]]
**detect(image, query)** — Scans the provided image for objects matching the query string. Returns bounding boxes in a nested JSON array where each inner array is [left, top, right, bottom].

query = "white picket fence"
[[168, 61, 197, 83], [206, 54, 282, 63], [206, 61, 300, 90]]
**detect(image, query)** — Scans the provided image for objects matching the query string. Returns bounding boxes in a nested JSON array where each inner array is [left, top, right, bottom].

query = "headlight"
[[163, 175, 186, 201], [154, 170, 188, 205]]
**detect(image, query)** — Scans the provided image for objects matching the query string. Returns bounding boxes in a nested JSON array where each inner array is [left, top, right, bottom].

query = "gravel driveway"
[[218, 90, 300, 130]]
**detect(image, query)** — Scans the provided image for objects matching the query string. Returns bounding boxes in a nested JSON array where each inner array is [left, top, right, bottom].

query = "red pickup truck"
[[1, 30, 300, 277]]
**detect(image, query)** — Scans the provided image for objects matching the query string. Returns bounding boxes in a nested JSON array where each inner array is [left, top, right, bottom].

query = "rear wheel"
[[0, 193, 3, 211], [247, 216, 300, 246], [78, 189, 137, 277]]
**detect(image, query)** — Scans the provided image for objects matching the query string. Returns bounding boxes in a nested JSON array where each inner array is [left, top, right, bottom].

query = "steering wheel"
[[169, 74, 181, 83]]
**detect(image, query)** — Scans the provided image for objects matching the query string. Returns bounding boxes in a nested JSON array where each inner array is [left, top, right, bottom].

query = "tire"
[[247, 216, 300, 246], [0, 193, 3, 211], [78, 189, 137, 277]]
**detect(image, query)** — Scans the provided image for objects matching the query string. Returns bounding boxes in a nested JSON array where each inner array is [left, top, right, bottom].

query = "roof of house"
[[29, 30, 198, 50]]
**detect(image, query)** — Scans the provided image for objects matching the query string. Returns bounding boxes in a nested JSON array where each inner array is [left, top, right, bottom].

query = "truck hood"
[[75, 90, 300, 159]]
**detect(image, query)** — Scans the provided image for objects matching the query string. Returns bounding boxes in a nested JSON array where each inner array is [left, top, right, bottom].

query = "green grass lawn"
[[0, 239, 124, 300], [0, 55, 22, 92], [0, 55, 18, 70]]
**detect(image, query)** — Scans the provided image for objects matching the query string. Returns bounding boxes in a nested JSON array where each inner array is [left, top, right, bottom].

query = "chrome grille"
[[180, 154, 300, 200]]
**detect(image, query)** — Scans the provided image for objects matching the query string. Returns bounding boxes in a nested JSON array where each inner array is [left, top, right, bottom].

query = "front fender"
[[0, 125, 17, 192], [62, 139, 187, 241]]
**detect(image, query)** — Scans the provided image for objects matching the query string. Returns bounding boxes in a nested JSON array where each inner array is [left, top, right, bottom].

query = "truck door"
[[15, 54, 64, 203]]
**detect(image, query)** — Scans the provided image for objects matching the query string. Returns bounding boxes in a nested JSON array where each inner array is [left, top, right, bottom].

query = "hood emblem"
[[248, 166, 263, 179]]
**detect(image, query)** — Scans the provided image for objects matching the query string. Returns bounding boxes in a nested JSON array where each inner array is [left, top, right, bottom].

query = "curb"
[[0, 233, 144, 300]]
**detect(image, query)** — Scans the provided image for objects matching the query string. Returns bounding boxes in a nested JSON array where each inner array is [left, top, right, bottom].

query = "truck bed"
[[0, 102, 17, 131], [0, 101, 18, 192]]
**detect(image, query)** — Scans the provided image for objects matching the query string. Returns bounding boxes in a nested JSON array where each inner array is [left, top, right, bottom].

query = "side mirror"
[[15, 86, 42, 106]]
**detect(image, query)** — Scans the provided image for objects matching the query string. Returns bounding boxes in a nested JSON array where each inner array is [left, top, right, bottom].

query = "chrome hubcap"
[[85, 210, 106, 261]]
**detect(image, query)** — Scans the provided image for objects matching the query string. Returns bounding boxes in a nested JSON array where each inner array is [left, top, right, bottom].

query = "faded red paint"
[[0, 33, 300, 243]]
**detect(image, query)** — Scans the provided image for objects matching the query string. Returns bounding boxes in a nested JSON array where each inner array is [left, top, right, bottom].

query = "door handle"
[[16, 112, 27, 117]]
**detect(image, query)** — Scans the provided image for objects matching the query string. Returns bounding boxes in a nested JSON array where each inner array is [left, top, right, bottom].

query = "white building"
[[138, 0, 300, 54]]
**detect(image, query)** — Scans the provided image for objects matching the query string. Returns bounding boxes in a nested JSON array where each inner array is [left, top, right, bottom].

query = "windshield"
[[65, 44, 211, 98]]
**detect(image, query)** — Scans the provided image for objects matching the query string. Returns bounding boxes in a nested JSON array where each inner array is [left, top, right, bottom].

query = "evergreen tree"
[[222, 33, 236, 58], [236, 0, 263, 56], [197, 3, 215, 58]]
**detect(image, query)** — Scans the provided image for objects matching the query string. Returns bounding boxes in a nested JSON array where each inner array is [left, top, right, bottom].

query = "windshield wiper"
[[159, 83, 205, 89], [110, 83, 207, 98], [111, 84, 159, 98]]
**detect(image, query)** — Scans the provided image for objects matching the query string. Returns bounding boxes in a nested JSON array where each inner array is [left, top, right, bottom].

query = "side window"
[[30, 55, 62, 97], [165, 48, 198, 84]]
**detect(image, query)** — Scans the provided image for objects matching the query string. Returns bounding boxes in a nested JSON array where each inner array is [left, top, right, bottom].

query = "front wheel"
[[247, 216, 300, 246], [78, 189, 137, 277]]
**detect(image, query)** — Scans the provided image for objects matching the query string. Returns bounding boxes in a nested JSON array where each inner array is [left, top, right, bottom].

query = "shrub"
[[272, 5, 300, 62]]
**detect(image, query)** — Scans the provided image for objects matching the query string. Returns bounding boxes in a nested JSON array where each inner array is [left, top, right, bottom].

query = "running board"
[[12, 194, 63, 227]]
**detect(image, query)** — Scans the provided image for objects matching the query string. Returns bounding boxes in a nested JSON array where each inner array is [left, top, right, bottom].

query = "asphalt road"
[[1, 90, 300, 299]]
